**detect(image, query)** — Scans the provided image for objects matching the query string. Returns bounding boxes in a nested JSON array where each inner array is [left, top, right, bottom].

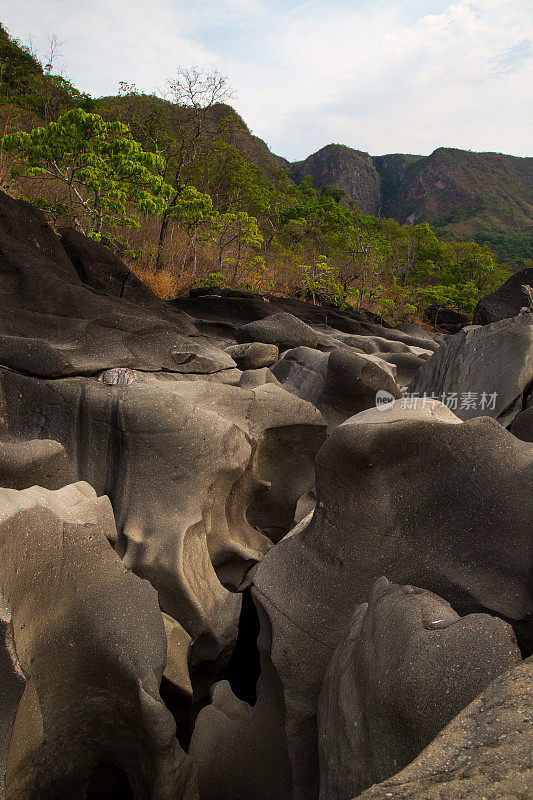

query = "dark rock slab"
[[318, 577, 521, 800], [425, 305, 468, 333], [355, 656, 533, 800], [0, 191, 236, 377], [0, 482, 197, 799], [474, 267, 533, 325]]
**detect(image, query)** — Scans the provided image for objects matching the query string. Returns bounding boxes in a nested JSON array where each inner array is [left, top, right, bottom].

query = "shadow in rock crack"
[[224, 588, 261, 706], [85, 763, 134, 799]]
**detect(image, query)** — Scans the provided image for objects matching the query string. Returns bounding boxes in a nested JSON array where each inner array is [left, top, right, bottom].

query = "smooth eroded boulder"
[[318, 577, 522, 800], [355, 656, 533, 800], [0, 482, 197, 799]]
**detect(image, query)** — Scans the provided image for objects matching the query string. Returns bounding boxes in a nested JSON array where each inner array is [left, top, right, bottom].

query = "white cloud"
[[2, 0, 532, 158]]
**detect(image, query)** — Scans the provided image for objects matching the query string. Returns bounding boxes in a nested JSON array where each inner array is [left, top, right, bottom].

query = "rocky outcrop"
[[0, 191, 231, 377], [291, 145, 381, 213], [410, 315, 533, 427], [318, 578, 521, 800], [0, 481, 196, 799], [355, 656, 533, 800], [474, 267, 533, 324], [0, 186, 531, 800], [190, 402, 533, 800], [0, 369, 326, 697]]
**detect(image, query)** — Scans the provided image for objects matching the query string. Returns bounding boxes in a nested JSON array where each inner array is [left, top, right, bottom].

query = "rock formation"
[[0, 189, 531, 800], [410, 314, 533, 427], [355, 656, 533, 800], [317, 577, 522, 800], [474, 266, 533, 325], [0, 480, 196, 799]]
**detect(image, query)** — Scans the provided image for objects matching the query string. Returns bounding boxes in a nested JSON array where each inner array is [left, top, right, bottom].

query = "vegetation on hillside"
[[0, 22, 517, 323]]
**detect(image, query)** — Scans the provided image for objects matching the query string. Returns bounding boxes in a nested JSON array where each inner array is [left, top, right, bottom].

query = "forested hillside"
[[1, 21, 527, 322]]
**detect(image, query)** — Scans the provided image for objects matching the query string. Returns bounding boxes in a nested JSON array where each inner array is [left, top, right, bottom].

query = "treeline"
[[0, 24, 511, 321]]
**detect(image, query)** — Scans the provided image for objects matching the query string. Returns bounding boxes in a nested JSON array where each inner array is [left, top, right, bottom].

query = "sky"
[[2, 0, 532, 160]]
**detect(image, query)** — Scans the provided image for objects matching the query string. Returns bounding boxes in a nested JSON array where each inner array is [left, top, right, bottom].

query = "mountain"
[[292, 144, 533, 263], [1, 21, 531, 263], [291, 144, 381, 215]]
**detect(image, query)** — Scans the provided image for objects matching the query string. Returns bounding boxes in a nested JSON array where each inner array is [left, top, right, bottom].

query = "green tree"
[[3, 108, 174, 237]]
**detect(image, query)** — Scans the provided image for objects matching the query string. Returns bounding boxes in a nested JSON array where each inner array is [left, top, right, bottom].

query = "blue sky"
[[2, 0, 532, 160]]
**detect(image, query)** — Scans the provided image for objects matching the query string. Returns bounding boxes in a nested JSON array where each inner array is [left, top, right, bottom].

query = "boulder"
[[192, 401, 532, 800], [271, 347, 400, 429], [0, 438, 77, 490], [410, 314, 533, 427], [225, 342, 279, 370], [355, 656, 533, 800], [0, 481, 197, 799], [235, 313, 321, 351], [474, 267, 533, 325], [318, 577, 521, 800]]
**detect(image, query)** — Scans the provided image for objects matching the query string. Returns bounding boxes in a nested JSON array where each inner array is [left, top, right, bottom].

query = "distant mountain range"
[[288, 143, 532, 263], [1, 11, 531, 265]]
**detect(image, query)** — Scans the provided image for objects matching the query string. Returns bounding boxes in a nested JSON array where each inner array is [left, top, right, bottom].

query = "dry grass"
[[131, 267, 180, 299]]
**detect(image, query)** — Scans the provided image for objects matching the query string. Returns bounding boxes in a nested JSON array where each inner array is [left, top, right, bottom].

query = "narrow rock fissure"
[[224, 588, 261, 706]]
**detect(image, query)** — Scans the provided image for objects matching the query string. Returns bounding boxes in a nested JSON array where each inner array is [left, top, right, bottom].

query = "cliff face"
[[374, 148, 533, 234], [289, 144, 532, 260], [291, 144, 382, 214]]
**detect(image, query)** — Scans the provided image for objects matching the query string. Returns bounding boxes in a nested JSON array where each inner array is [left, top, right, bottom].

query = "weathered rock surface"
[[0, 438, 77, 490], [410, 315, 533, 426], [0, 368, 326, 700], [355, 656, 533, 800], [318, 577, 522, 800], [0, 481, 197, 799], [271, 347, 400, 429], [0, 191, 232, 377], [191, 402, 532, 800], [474, 266, 533, 325]]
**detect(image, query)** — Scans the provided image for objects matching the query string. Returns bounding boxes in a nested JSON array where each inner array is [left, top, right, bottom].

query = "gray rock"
[[474, 267, 533, 325], [318, 578, 521, 800], [355, 656, 533, 800], [225, 342, 279, 370], [0, 482, 197, 799], [410, 315, 533, 427], [194, 402, 532, 800], [0, 368, 326, 701], [0, 190, 232, 377], [235, 313, 321, 351], [272, 347, 400, 429]]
